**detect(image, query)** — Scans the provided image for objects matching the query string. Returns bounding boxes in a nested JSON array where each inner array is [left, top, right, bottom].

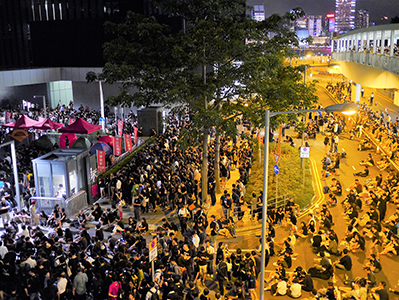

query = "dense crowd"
[[2, 94, 399, 300]]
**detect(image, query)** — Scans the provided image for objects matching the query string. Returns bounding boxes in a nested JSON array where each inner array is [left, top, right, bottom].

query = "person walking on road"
[[370, 92, 375, 106], [361, 87, 365, 98]]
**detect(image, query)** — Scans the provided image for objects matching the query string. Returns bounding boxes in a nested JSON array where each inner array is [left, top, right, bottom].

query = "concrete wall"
[[72, 81, 119, 111]]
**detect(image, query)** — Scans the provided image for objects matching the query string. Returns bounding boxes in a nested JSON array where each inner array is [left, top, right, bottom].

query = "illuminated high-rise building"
[[355, 9, 369, 29], [308, 15, 323, 36], [335, 0, 356, 33]]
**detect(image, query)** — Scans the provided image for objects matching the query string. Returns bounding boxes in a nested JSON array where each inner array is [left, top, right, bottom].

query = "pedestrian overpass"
[[331, 24, 399, 104]]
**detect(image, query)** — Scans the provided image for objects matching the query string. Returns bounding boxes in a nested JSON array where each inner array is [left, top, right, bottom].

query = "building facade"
[[308, 15, 323, 36], [0, 0, 162, 71], [355, 9, 369, 29], [335, 0, 356, 33]]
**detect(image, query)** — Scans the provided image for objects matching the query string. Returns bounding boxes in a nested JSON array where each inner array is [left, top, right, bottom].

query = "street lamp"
[[33, 95, 46, 118], [259, 102, 359, 299], [99, 81, 106, 132]]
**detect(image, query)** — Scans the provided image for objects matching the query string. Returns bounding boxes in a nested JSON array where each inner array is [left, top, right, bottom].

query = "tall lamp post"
[[33, 95, 46, 118], [259, 102, 359, 299]]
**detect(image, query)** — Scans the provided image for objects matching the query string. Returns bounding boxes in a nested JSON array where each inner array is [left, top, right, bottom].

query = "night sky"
[[264, 0, 399, 25]]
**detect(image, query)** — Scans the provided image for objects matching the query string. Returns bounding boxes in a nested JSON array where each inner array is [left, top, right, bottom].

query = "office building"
[[335, 0, 356, 33], [247, 0, 266, 21], [355, 9, 369, 29], [308, 15, 323, 36]]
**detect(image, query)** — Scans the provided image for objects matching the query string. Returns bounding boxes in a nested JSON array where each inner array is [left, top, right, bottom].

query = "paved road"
[[253, 82, 399, 299], [48, 77, 399, 299]]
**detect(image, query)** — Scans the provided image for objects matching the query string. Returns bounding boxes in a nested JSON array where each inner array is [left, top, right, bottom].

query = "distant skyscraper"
[[295, 16, 308, 31], [308, 15, 323, 36], [247, 0, 265, 21], [355, 9, 369, 29], [335, 0, 356, 33]]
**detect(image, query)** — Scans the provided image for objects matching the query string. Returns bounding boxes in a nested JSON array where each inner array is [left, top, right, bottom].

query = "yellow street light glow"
[[341, 110, 357, 116]]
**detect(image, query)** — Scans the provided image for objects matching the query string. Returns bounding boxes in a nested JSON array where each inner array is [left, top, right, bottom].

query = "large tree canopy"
[[89, 0, 318, 199]]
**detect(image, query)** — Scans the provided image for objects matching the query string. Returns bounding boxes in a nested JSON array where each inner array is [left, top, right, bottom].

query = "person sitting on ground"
[[353, 165, 370, 177], [360, 153, 375, 167], [358, 139, 374, 151], [296, 221, 308, 238], [364, 253, 382, 273], [317, 281, 338, 300], [333, 249, 352, 271], [269, 277, 288, 296], [327, 194, 337, 206], [330, 178, 342, 196], [308, 252, 334, 280], [349, 232, 366, 253], [341, 279, 368, 300], [287, 279, 302, 299], [370, 281, 389, 300]]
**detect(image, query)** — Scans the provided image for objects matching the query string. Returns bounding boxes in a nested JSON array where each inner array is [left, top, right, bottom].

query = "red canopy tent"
[[33, 118, 64, 130], [59, 133, 78, 149], [58, 118, 101, 134], [98, 135, 114, 147], [2, 115, 42, 129]]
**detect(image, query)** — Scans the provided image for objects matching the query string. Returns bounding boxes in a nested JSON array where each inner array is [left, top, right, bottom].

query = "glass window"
[[69, 170, 78, 196], [52, 164, 66, 198], [37, 164, 51, 197]]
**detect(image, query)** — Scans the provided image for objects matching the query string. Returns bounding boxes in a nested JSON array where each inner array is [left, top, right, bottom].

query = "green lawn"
[[245, 142, 314, 209]]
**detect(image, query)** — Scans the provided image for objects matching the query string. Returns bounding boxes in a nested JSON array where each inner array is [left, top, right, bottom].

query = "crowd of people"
[[2, 90, 399, 300]]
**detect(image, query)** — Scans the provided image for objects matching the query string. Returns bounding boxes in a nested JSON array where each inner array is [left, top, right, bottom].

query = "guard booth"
[[31, 149, 96, 215]]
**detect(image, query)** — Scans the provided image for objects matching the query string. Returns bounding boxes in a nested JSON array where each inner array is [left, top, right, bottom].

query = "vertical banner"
[[133, 126, 138, 145], [97, 150, 106, 172], [117, 120, 124, 136], [124, 134, 133, 152], [69, 118, 76, 125], [113, 136, 122, 156], [5, 112, 11, 123]]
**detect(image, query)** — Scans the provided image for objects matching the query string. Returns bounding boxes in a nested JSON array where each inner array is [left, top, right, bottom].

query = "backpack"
[[117, 282, 124, 300], [212, 220, 220, 232]]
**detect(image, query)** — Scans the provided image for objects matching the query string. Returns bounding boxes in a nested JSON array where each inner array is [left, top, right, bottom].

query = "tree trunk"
[[214, 131, 221, 194], [201, 126, 209, 202]]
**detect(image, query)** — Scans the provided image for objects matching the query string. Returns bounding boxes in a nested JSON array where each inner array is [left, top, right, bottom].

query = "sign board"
[[113, 136, 122, 156], [117, 120, 124, 136], [133, 126, 138, 145], [274, 165, 279, 175], [124, 134, 133, 152], [149, 237, 158, 262], [300, 147, 310, 158], [97, 150, 106, 172], [274, 153, 280, 164]]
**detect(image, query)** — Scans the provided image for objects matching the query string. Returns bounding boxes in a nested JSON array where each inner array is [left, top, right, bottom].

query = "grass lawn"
[[245, 142, 314, 209]]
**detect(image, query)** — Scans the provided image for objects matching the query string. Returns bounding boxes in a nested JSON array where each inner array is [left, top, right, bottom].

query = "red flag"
[[133, 126, 138, 145], [97, 150, 106, 172], [124, 134, 133, 152], [113, 136, 122, 156], [69, 118, 76, 125], [117, 120, 124, 136]]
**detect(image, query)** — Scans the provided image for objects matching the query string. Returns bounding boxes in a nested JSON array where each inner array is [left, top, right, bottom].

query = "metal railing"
[[31, 190, 87, 216], [332, 51, 399, 75]]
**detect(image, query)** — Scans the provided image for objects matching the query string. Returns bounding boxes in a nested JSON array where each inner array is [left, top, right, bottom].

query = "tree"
[[89, 1, 318, 200], [391, 16, 399, 24]]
